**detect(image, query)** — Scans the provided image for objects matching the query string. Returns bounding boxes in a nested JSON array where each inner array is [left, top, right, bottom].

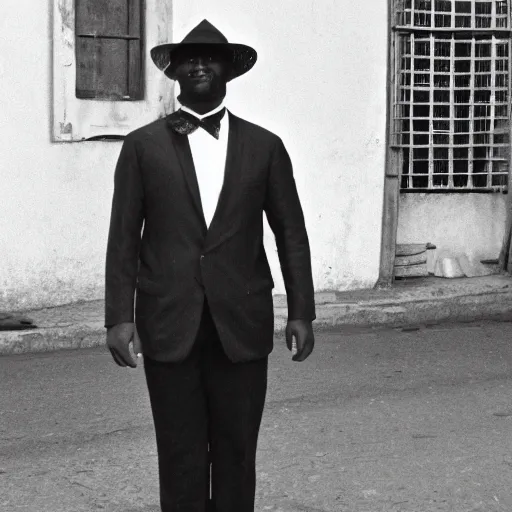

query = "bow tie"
[[166, 108, 226, 139]]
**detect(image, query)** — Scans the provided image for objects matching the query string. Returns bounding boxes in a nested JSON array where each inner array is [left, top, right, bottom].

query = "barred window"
[[392, 1, 511, 191]]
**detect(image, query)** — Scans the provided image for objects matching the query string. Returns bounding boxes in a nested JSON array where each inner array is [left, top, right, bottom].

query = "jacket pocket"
[[137, 276, 166, 296], [248, 276, 275, 295]]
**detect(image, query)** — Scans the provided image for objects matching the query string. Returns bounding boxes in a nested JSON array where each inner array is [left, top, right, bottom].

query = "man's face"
[[171, 45, 231, 102]]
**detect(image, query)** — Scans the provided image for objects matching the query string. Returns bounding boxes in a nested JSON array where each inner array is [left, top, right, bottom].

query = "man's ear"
[[222, 61, 234, 82], [223, 51, 234, 80]]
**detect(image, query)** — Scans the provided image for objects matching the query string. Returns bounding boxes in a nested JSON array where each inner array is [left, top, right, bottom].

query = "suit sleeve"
[[104, 136, 144, 328], [264, 137, 316, 321]]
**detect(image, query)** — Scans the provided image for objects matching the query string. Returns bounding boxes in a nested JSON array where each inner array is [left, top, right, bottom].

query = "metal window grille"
[[392, 1, 511, 191], [395, 0, 510, 30]]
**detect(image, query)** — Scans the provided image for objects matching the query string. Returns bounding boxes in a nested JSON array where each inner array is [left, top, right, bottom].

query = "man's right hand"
[[107, 322, 142, 368]]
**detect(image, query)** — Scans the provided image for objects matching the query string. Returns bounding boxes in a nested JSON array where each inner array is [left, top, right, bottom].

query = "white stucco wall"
[[397, 194, 507, 265], [0, 0, 388, 311], [0, 0, 123, 310]]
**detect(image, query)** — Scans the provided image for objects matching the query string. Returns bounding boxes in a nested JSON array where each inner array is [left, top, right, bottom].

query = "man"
[[105, 19, 315, 512]]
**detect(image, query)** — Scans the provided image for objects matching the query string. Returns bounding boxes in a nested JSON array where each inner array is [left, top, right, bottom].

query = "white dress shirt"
[[180, 102, 229, 228]]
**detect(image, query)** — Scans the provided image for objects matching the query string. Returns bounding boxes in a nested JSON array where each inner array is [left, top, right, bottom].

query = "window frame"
[[52, 0, 173, 142]]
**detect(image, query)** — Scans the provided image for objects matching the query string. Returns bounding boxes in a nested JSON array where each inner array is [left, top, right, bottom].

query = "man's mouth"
[[189, 71, 213, 82]]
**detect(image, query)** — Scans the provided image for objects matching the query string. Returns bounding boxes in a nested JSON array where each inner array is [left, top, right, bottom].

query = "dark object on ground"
[[0, 313, 37, 331]]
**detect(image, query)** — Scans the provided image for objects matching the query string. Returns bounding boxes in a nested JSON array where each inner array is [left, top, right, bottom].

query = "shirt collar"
[[180, 102, 226, 120]]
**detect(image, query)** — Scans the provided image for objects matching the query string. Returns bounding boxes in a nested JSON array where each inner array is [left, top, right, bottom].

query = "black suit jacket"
[[105, 111, 315, 363]]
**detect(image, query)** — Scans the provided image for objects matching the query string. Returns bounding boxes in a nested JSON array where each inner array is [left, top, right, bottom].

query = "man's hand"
[[107, 322, 142, 368], [285, 319, 314, 362]]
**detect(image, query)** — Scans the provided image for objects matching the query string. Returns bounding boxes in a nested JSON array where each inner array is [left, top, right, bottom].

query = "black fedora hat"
[[150, 19, 257, 82]]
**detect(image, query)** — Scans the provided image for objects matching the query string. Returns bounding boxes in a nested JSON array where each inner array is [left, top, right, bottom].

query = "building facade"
[[1, 0, 508, 311]]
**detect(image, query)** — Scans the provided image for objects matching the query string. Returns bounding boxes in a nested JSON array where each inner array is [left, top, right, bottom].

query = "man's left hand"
[[285, 319, 315, 362]]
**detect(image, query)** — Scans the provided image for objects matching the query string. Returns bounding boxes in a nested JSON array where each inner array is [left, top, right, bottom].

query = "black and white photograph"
[[1, 1, 512, 511]]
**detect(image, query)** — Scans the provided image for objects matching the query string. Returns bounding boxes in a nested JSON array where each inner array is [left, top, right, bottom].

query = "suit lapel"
[[170, 130, 208, 233], [166, 111, 246, 249], [205, 111, 245, 251]]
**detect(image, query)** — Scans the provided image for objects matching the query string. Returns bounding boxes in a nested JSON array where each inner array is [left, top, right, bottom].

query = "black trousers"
[[143, 300, 268, 512]]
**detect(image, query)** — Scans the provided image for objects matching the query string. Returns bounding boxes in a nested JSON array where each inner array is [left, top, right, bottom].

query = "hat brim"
[[150, 43, 257, 82]]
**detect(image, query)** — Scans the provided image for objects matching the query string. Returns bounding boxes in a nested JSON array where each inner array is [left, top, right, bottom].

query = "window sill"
[[400, 189, 508, 194]]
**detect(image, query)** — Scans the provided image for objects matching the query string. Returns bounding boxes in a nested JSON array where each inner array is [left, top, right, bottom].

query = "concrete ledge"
[[2, 275, 512, 355], [0, 323, 106, 355], [308, 289, 512, 329]]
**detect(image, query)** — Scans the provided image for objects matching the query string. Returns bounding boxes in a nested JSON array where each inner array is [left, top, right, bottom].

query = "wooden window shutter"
[[75, 0, 143, 100]]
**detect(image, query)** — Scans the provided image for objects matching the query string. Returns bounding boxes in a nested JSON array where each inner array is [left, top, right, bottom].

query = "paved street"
[[1, 320, 512, 512]]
